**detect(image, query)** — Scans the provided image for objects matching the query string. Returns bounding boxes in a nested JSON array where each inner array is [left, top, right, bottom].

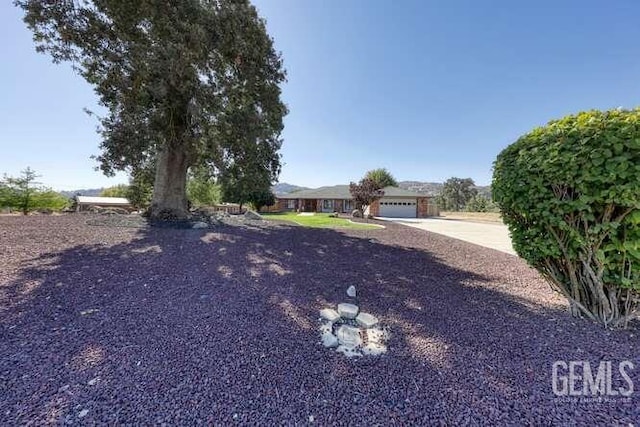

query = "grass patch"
[[262, 212, 381, 230]]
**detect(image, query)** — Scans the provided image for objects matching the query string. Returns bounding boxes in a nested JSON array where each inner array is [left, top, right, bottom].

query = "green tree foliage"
[[349, 178, 385, 214], [0, 183, 12, 208], [364, 168, 397, 188], [248, 188, 275, 212], [187, 171, 220, 207], [219, 166, 272, 211], [218, 133, 279, 209], [126, 165, 154, 210], [1, 167, 40, 214], [493, 109, 640, 327], [100, 184, 129, 198], [439, 177, 478, 211], [465, 194, 498, 213], [17, 0, 287, 220], [0, 167, 69, 214], [31, 190, 69, 212]]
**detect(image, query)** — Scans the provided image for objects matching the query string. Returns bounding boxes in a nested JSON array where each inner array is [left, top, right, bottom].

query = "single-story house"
[[264, 185, 438, 218], [75, 196, 133, 212]]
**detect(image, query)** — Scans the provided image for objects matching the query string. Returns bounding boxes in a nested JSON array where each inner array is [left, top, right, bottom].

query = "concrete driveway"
[[377, 217, 516, 255]]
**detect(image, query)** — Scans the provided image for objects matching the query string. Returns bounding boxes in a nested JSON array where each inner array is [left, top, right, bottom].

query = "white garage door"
[[378, 198, 417, 218]]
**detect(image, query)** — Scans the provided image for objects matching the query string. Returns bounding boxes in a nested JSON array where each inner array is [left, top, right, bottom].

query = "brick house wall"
[[369, 200, 380, 216], [264, 192, 437, 216], [264, 197, 373, 214], [260, 200, 281, 213], [417, 197, 439, 217], [282, 199, 298, 212], [261, 198, 296, 213]]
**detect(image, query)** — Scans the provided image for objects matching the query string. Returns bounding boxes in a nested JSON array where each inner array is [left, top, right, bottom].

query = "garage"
[[378, 197, 417, 218]]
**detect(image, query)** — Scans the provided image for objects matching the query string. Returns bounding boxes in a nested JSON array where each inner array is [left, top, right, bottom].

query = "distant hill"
[[272, 183, 310, 195], [58, 188, 104, 198], [397, 181, 490, 197], [396, 181, 443, 196]]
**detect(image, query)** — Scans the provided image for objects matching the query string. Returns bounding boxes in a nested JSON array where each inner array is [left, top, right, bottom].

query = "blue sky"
[[2, 0, 640, 190]]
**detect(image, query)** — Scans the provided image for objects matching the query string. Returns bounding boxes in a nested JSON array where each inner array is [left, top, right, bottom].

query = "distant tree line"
[[435, 177, 498, 212], [100, 166, 275, 212]]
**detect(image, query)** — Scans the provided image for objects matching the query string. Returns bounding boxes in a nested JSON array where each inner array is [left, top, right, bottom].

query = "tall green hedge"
[[493, 109, 640, 327]]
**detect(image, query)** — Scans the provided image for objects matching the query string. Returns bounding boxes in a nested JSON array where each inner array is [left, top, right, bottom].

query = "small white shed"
[[76, 196, 133, 212]]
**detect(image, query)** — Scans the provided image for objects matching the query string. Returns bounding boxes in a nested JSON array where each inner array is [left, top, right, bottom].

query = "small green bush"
[[493, 109, 640, 327], [465, 194, 498, 213]]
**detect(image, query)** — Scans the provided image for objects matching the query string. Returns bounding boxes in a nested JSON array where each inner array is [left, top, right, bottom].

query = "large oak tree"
[[439, 177, 478, 211], [16, 0, 287, 219]]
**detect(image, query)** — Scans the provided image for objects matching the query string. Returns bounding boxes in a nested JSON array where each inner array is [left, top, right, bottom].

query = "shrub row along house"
[[265, 185, 438, 218]]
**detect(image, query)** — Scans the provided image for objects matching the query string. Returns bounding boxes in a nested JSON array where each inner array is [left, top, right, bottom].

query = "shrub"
[[248, 189, 275, 212], [465, 194, 498, 212], [492, 109, 640, 327], [349, 178, 384, 212]]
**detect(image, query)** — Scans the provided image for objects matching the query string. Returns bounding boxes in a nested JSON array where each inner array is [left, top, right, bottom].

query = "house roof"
[[280, 185, 427, 200], [284, 185, 352, 200], [76, 196, 131, 205], [379, 186, 424, 198]]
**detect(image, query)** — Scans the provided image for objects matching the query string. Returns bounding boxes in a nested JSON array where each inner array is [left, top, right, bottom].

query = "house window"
[[323, 199, 333, 210], [344, 200, 353, 211], [287, 199, 296, 209]]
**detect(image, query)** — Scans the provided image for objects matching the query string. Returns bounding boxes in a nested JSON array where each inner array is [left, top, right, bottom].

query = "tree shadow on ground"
[[0, 217, 638, 424]]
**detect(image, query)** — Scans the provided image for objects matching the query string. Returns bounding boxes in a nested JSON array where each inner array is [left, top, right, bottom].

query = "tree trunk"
[[149, 146, 189, 220]]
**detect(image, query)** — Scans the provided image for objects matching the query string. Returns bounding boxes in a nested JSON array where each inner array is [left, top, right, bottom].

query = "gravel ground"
[[0, 215, 638, 425]]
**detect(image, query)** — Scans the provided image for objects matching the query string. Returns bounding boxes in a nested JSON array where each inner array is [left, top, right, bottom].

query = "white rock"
[[321, 332, 339, 348], [87, 377, 100, 386], [336, 345, 363, 357], [244, 210, 263, 220], [319, 308, 340, 323], [366, 328, 385, 344], [319, 321, 333, 334], [356, 312, 378, 328], [78, 409, 89, 418], [346, 285, 356, 298], [337, 303, 359, 319], [192, 221, 209, 229], [335, 325, 362, 347], [361, 341, 387, 356]]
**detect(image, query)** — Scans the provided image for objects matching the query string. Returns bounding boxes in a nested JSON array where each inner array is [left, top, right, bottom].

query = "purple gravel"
[[0, 215, 638, 425]]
